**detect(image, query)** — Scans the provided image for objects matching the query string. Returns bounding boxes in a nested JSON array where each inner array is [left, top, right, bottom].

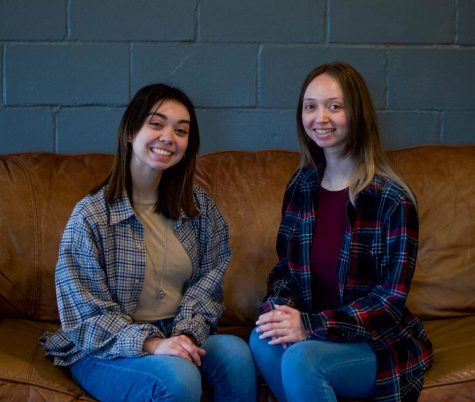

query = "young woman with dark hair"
[[41, 84, 256, 402]]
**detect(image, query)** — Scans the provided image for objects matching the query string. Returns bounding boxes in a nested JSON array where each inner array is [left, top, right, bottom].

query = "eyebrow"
[[303, 96, 342, 101], [148, 112, 190, 125]]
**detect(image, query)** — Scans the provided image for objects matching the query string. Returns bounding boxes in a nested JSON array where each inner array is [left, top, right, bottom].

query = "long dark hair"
[[93, 83, 200, 219]]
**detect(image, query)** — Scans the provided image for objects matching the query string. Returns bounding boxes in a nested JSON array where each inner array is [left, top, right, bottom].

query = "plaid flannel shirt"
[[261, 164, 433, 402], [41, 185, 231, 366]]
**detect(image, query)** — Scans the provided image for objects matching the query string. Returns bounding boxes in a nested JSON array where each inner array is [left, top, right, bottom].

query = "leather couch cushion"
[[0, 318, 94, 401], [418, 316, 475, 401]]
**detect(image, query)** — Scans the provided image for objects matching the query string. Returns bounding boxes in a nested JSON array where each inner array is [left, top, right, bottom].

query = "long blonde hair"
[[296, 61, 416, 205]]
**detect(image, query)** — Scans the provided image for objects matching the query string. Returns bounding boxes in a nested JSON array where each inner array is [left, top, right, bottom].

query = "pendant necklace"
[[144, 222, 168, 300]]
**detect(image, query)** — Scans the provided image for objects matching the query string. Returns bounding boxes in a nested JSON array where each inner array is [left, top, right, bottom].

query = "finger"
[[181, 342, 203, 366], [175, 336, 202, 365], [268, 335, 292, 345], [256, 322, 281, 334], [256, 310, 286, 325], [274, 304, 295, 314], [256, 312, 273, 325], [167, 345, 193, 362], [258, 327, 292, 340], [257, 317, 292, 333], [156, 338, 193, 362]]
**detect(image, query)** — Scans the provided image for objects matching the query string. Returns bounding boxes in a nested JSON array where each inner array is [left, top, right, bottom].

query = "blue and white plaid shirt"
[[41, 186, 231, 366]]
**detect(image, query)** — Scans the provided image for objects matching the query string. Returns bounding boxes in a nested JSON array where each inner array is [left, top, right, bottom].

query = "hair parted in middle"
[[93, 83, 200, 219], [296, 60, 415, 204]]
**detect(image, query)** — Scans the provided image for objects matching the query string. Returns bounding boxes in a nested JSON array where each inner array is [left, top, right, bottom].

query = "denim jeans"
[[70, 333, 256, 402], [250, 328, 376, 402]]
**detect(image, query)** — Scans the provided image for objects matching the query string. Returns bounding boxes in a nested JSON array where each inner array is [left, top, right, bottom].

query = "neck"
[[131, 167, 162, 204], [322, 152, 355, 191]]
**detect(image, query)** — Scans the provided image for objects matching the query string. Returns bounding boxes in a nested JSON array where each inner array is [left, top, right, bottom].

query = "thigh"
[[70, 354, 202, 402], [283, 340, 376, 399]]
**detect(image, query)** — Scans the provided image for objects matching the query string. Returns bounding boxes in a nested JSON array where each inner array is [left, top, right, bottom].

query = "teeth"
[[315, 129, 335, 134], [150, 147, 172, 156]]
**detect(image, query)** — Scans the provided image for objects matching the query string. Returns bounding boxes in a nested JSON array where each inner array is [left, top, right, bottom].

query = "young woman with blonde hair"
[[250, 61, 432, 402]]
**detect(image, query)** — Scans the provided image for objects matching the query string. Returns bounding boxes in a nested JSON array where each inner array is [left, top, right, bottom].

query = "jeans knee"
[[201, 335, 256, 401], [205, 334, 253, 369], [204, 334, 256, 389], [281, 342, 325, 381], [249, 327, 268, 357], [157, 363, 202, 401], [249, 328, 259, 350]]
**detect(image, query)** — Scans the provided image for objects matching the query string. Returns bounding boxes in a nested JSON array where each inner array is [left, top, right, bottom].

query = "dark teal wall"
[[1, 0, 474, 154]]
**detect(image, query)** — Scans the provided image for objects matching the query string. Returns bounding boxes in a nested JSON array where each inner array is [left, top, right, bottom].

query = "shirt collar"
[[108, 190, 136, 226]]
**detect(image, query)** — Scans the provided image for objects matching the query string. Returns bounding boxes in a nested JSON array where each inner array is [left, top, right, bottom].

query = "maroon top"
[[311, 186, 349, 312]]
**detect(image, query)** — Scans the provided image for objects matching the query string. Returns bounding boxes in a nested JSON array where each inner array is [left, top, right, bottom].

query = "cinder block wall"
[[1, 0, 474, 154]]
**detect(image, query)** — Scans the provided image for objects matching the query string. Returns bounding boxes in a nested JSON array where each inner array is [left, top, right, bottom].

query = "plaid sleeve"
[[50, 200, 163, 362], [172, 187, 232, 345]]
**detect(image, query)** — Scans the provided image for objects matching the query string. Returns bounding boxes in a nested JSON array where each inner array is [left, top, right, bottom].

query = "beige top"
[[132, 201, 193, 322]]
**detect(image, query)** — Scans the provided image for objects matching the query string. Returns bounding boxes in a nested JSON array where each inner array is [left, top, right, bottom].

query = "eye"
[[175, 127, 189, 137], [303, 103, 315, 111], [329, 104, 342, 112], [149, 121, 163, 129]]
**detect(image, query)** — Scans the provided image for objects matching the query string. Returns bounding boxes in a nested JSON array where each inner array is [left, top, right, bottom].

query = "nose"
[[316, 107, 329, 123], [159, 126, 174, 143]]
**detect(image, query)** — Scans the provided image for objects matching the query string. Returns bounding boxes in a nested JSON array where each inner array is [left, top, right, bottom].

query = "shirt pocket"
[[351, 231, 384, 283]]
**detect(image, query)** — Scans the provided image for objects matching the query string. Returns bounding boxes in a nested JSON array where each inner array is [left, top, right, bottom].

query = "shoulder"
[[192, 185, 212, 206], [358, 176, 418, 224], [284, 166, 319, 198], [192, 185, 216, 214], [69, 187, 109, 225], [367, 176, 414, 206], [191, 185, 226, 223], [282, 165, 319, 208], [59, 190, 110, 246], [287, 165, 319, 189], [70, 186, 134, 228]]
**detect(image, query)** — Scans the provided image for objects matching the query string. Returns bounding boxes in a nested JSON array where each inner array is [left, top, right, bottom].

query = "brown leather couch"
[[1, 145, 474, 402]]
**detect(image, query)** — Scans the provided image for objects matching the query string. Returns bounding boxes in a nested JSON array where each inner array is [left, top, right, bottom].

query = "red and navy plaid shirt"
[[261, 164, 433, 402]]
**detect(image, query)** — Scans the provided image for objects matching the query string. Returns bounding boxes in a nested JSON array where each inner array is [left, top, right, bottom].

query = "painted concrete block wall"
[[1, 0, 474, 155]]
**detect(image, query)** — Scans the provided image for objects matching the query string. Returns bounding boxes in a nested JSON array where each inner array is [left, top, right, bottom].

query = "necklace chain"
[[321, 176, 350, 191], [143, 221, 168, 300]]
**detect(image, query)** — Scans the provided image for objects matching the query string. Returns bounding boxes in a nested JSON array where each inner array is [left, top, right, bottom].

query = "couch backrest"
[[1, 146, 474, 324], [196, 146, 475, 325], [194, 150, 301, 327], [0, 153, 114, 321], [387, 145, 475, 320]]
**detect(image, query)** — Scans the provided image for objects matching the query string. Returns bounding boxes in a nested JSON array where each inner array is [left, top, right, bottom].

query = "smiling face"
[[301, 73, 348, 157], [130, 99, 190, 179]]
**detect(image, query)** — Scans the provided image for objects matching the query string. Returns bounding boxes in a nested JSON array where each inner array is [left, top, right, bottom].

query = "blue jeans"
[[71, 334, 256, 402], [250, 328, 376, 402]]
